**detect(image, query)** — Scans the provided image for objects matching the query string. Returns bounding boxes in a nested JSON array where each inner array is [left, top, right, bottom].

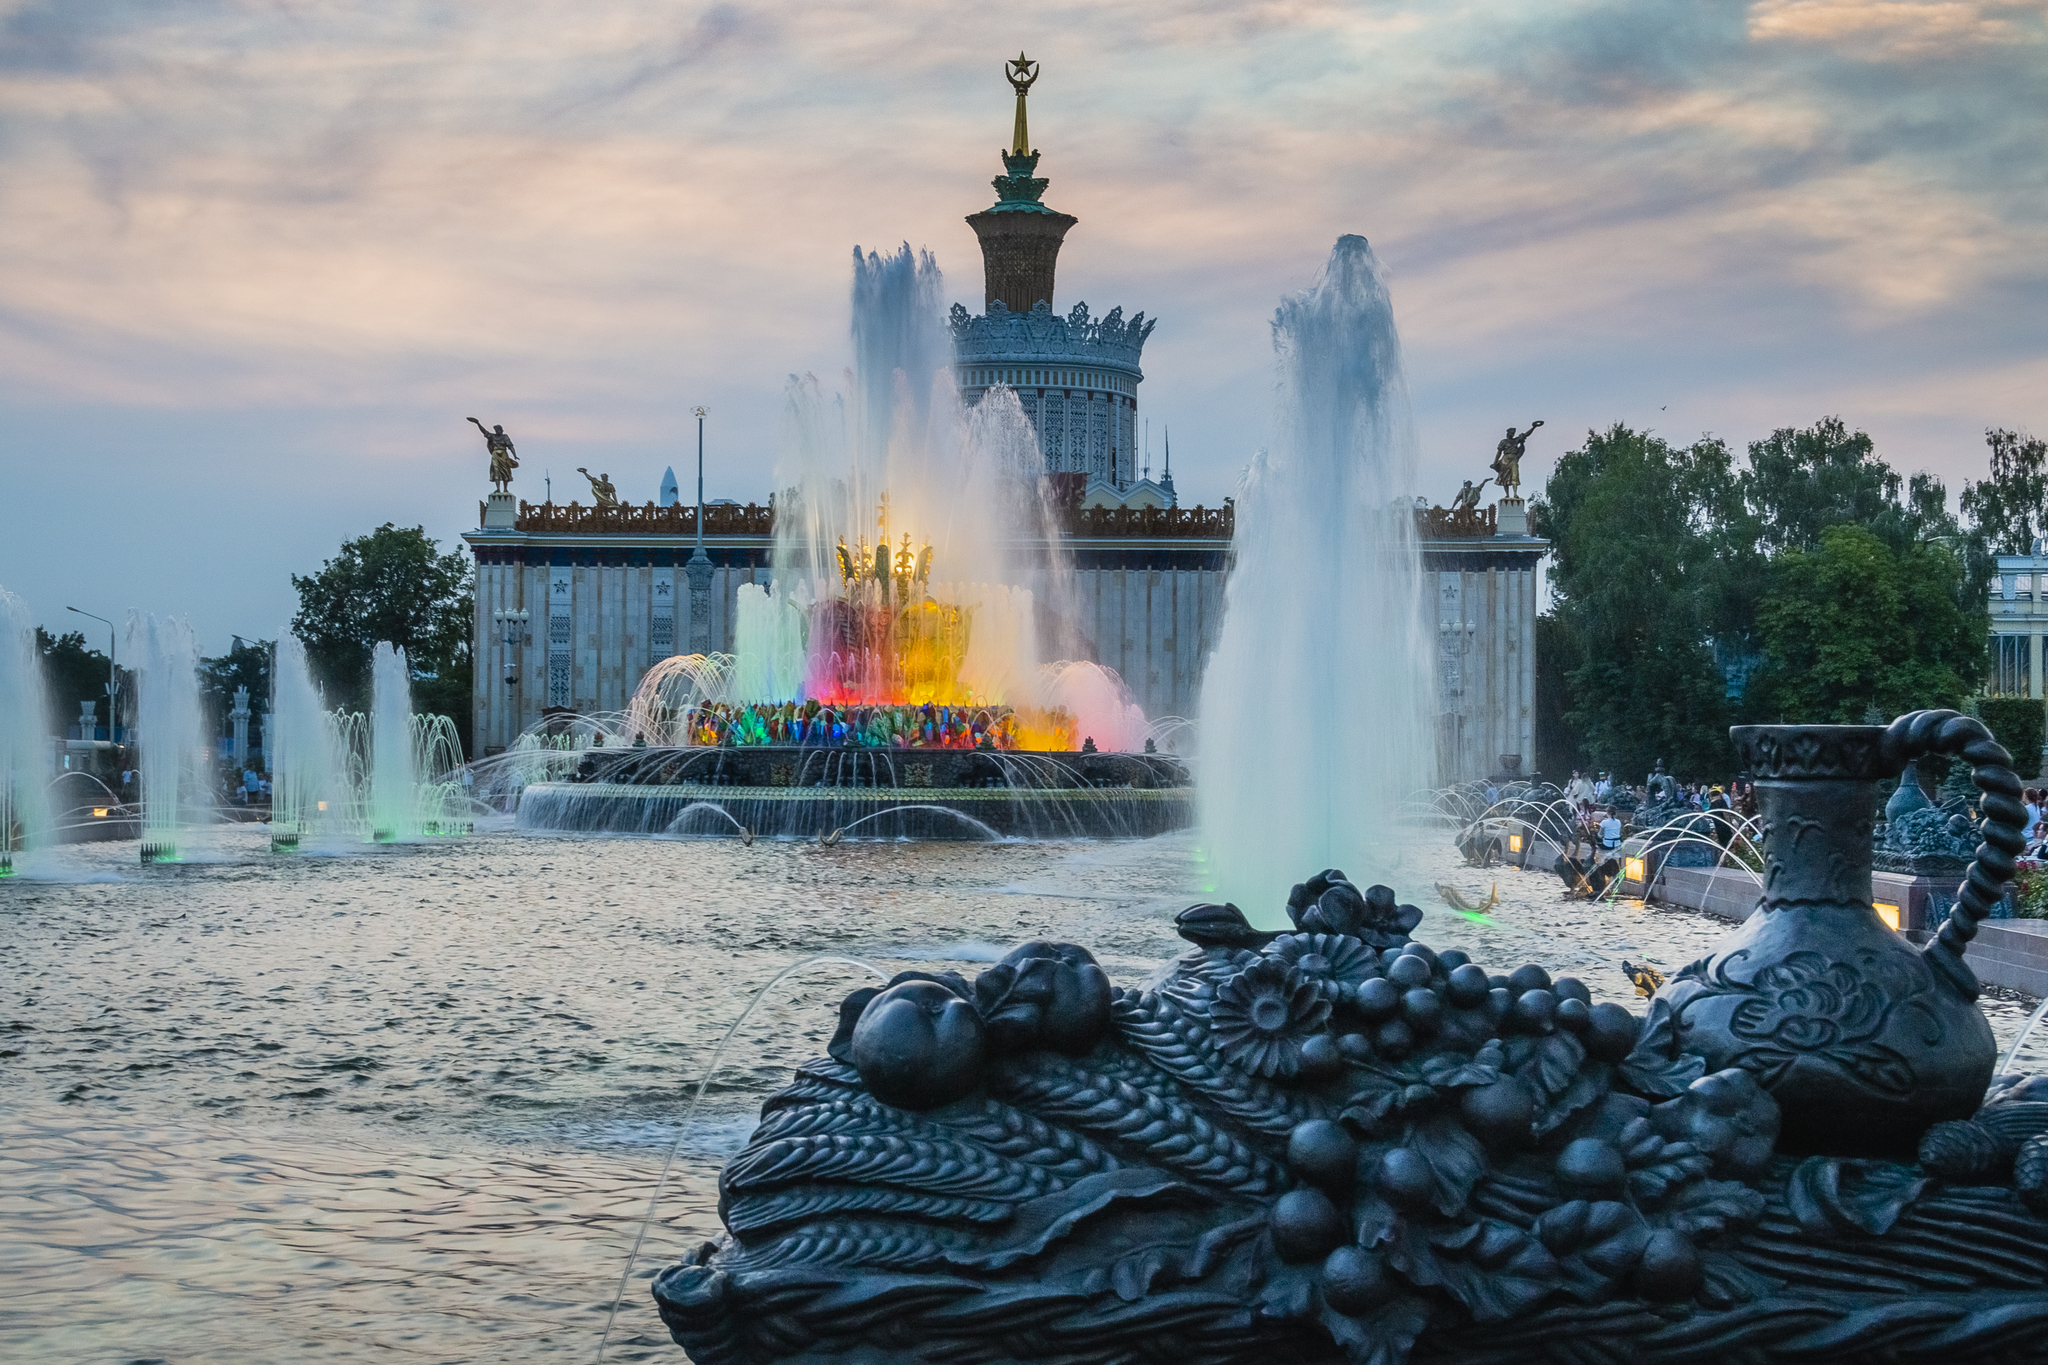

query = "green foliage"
[[198, 637, 273, 739], [1961, 427, 2048, 593], [1979, 697, 2045, 781], [1532, 613, 1585, 778], [1961, 429, 2048, 553], [34, 627, 128, 738], [1745, 525, 1982, 723], [1737, 418, 1956, 557], [1534, 424, 1747, 780], [2015, 865, 2048, 920], [1535, 417, 1989, 779], [290, 524, 474, 754]]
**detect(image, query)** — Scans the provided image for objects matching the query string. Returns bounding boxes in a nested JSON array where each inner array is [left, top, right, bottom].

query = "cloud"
[[0, 0, 2043, 646]]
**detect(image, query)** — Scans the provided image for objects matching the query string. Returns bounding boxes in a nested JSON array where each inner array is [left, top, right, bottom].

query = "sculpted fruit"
[[851, 980, 987, 1110], [1556, 1138, 1627, 1195], [1461, 1074, 1536, 1147], [1583, 1002, 1641, 1062], [1296, 1032, 1345, 1080], [1445, 963, 1491, 1008], [1377, 1146, 1435, 1209], [1288, 1119, 1359, 1191], [1271, 1187, 1346, 1261], [1635, 1229, 1704, 1301], [1321, 1245, 1391, 1313]]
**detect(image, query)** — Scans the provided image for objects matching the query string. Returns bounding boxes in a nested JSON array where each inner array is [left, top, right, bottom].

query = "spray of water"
[[622, 242, 1143, 745], [0, 588, 53, 867], [1198, 237, 1433, 915], [124, 612, 208, 859], [270, 635, 348, 842], [367, 644, 418, 840]]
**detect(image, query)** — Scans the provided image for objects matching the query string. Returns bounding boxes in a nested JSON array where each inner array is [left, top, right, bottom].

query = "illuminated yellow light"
[[1508, 833, 1523, 853], [92, 807, 109, 818], [1874, 901, 1901, 932], [1624, 857, 1647, 883], [317, 801, 328, 812]]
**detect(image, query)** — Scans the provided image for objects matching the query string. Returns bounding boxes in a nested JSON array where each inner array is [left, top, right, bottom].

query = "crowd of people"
[[661, 700, 1077, 752]]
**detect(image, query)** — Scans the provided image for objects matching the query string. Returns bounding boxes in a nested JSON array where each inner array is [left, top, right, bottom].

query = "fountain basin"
[[516, 745, 1193, 839]]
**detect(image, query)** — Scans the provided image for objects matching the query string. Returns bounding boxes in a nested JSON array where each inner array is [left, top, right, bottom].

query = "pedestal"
[[685, 550, 715, 655], [1495, 496, 1528, 535], [482, 491, 517, 529]]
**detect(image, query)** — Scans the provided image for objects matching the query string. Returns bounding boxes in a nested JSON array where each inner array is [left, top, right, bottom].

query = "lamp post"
[[65, 606, 116, 742], [686, 406, 714, 653]]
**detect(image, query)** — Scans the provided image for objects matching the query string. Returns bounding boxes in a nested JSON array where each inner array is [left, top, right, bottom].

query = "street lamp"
[[686, 406, 713, 654], [693, 405, 709, 555], [65, 606, 116, 742], [492, 608, 530, 685]]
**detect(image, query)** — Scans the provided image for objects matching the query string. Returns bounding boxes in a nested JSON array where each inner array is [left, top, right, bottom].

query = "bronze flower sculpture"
[[655, 714, 2048, 1364]]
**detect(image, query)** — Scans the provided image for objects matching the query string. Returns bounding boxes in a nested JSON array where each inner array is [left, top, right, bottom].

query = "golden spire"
[[1005, 52, 1039, 156]]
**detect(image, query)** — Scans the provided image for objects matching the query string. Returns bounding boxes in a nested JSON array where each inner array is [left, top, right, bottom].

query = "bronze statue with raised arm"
[[468, 418, 518, 492], [575, 467, 619, 508], [1491, 419, 1544, 494]]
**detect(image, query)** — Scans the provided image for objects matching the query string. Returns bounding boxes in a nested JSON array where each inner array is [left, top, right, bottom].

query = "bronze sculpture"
[[1491, 421, 1543, 496], [1450, 478, 1490, 512], [468, 417, 518, 492], [576, 467, 620, 508], [653, 710, 2048, 1364]]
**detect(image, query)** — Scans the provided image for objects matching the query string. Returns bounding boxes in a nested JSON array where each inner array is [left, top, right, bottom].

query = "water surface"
[[3, 827, 2040, 1362]]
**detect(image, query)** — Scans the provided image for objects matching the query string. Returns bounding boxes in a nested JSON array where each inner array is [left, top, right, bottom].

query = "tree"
[[35, 627, 127, 738], [1534, 424, 1748, 781], [1741, 417, 1905, 555], [1532, 613, 1586, 778], [290, 524, 474, 754], [1746, 524, 1983, 723], [199, 637, 273, 741], [1961, 427, 2048, 590]]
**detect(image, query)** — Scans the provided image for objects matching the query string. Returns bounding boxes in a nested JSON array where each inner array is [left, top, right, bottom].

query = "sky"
[[0, 0, 2044, 654]]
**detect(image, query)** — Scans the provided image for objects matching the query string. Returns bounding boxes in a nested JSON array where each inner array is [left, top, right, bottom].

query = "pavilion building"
[[462, 70, 1544, 780]]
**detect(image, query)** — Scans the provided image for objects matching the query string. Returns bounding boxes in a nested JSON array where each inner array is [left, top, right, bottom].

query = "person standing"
[[1599, 808, 1623, 850]]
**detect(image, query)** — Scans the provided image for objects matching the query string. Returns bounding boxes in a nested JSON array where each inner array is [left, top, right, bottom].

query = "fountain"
[[368, 643, 417, 841], [124, 612, 207, 864], [1199, 236, 1434, 911], [516, 245, 1188, 839], [651, 711, 2048, 1364], [267, 635, 348, 850], [0, 587, 52, 872], [266, 635, 470, 848]]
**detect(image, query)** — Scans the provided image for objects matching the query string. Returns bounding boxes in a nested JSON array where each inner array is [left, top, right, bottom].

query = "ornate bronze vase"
[[1659, 713, 2023, 1157]]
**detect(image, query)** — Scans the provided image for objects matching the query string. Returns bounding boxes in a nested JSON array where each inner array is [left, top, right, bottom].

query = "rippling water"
[[3, 825, 2041, 1362]]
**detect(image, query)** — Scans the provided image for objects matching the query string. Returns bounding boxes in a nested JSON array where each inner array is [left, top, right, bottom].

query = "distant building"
[[460, 84, 1544, 779], [1987, 549, 2048, 701]]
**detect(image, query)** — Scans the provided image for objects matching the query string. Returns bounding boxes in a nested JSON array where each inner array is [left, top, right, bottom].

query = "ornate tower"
[[965, 53, 1078, 313], [954, 55, 1156, 495]]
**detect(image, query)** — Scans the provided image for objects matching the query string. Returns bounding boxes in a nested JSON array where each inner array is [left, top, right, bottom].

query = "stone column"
[[229, 686, 252, 768], [686, 549, 715, 655]]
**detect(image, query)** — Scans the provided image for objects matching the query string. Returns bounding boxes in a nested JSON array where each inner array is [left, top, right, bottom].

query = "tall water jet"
[[270, 634, 347, 848], [0, 588, 52, 871], [368, 643, 418, 841], [125, 612, 208, 863], [739, 243, 1085, 722], [1198, 236, 1433, 912]]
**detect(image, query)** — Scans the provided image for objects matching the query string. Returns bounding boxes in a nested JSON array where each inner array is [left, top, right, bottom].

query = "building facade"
[[1988, 550, 2048, 701], [459, 76, 1547, 779], [1423, 504, 1546, 781]]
